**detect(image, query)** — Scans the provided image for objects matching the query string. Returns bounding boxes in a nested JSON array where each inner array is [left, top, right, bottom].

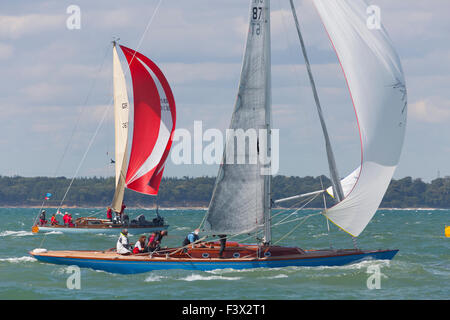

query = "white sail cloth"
[[111, 44, 130, 213], [314, 0, 407, 236], [204, 0, 272, 235]]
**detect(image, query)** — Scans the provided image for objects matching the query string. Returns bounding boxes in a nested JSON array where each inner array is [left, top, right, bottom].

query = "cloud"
[[20, 82, 72, 102], [0, 43, 14, 59], [0, 0, 448, 181], [161, 62, 240, 85], [0, 14, 65, 39], [409, 98, 450, 123]]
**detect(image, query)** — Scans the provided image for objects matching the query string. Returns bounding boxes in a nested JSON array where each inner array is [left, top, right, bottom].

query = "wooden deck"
[[31, 242, 372, 263]]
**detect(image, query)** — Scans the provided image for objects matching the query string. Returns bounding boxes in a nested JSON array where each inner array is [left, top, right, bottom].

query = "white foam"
[[144, 274, 167, 282], [206, 267, 262, 275], [45, 231, 63, 235], [179, 274, 241, 281], [264, 274, 288, 279], [0, 230, 34, 237], [0, 256, 37, 263]]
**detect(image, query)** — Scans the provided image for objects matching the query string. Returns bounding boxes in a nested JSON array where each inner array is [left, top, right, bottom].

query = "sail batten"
[[314, 0, 407, 236]]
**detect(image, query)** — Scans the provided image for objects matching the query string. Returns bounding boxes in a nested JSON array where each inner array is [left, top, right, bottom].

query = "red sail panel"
[[120, 45, 176, 195]]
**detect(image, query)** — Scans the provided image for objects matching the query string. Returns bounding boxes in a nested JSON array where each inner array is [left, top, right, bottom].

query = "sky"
[[0, 0, 449, 182]]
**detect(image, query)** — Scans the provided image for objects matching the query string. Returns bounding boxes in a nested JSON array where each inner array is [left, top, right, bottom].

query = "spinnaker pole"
[[289, 0, 344, 202]]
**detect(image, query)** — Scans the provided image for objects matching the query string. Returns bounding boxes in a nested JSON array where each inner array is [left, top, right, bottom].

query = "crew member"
[[133, 235, 146, 254], [63, 212, 70, 226], [218, 234, 227, 258], [148, 230, 167, 252], [39, 210, 47, 226], [183, 229, 200, 248], [116, 229, 131, 255], [106, 207, 112, 221], [67, 214, 74, 227], [50, 214, 58, 226]]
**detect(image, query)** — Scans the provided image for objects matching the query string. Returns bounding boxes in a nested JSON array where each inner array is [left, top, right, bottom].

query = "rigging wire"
[[54, 43, 111, 179], [270, 192, 320, 222], [272, 212, 322, 246], [36, 0, 165, 245], [320, 176, 333, 249], [272, 199, 324, 226], [32, 43, 111, 227], [56, 0, 164, 211]]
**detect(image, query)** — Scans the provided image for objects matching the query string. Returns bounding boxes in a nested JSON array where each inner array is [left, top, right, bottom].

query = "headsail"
[[111, 43, 130, 213], [120, 45, 176, 195], [204, 0, 272, 236], [314, 0, 407, 236]]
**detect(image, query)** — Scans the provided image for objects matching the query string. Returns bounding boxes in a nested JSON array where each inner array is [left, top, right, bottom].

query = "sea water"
[[0, 208, 448, 299]]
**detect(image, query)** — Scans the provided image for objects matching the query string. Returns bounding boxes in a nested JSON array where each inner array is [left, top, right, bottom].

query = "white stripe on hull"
[[36, 225, 168, 234]]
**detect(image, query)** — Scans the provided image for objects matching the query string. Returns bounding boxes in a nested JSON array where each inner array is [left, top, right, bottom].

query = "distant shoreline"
[[2, 175, 449, 208], [1, 205, 448, 211]]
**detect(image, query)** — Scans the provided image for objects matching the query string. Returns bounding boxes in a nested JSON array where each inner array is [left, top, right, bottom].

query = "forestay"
[[314, 0, 407, 236], [204, 0, 272, 235]]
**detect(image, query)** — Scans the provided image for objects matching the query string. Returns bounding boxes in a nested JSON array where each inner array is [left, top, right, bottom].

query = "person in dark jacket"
[[39, 210, 47, 226], [183, 229, 200, 247], [218, 234, 227, 258], [148, 230, 168, 252]]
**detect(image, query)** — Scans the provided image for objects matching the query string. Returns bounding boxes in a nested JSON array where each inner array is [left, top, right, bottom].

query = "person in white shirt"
[[133, 235, 146, 254], [116, 229, 131, 255]]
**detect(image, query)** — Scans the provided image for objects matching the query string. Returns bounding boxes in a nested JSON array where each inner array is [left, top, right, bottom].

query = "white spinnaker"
[[314, 0, 407, 236], [111, 45, 130, 212], [326, 166, 360, 199]]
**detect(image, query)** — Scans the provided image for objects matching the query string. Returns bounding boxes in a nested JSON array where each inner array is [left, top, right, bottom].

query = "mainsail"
[[314, 0, 407, 236], [204, 0, 272, 236], [111, 43, 130, 213], [120, 45, 176, 195]]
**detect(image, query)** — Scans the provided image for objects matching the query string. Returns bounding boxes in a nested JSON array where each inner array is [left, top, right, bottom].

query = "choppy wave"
[[174, 226, 189, 231], [44, 231, 63, 235], [206, 268, 262, 275], [298, 259, 392, 271], [144, 274, 167, 282], [263, 274, 289, 279], [179, 274, 242, 281], [0, 256, 36, 263], [0, 230, 34, 237]]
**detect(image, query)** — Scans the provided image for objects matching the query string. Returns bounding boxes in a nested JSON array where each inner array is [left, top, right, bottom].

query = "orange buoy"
[[445, 225, 450, 238], [32, 225, 39, 233]]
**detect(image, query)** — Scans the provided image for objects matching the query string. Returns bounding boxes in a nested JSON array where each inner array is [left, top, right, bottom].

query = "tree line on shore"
[[0, 175, 449, 208]]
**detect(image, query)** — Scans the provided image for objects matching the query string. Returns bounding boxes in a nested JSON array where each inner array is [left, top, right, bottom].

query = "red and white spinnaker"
[[120, 45, 176, 196]]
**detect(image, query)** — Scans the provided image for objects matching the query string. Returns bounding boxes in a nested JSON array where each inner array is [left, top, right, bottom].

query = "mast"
[[263, 0, 272, 244], [289, 0, 344, 202]]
